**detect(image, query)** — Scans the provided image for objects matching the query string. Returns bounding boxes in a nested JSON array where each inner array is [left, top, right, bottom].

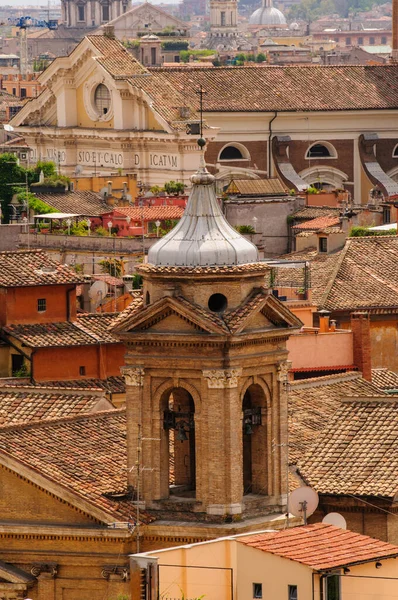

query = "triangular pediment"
[[0, 560, 35, 585], [240, 311, 273, 333], [122, 296, 227, 335]]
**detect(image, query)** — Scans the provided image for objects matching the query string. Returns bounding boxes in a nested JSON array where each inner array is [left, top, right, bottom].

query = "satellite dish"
[[88, 280, 107, 306], [100, 187, 108, 199], [322, 512, 347, 529], [288, 486, 319, 524], [75, 164, 83, 176]]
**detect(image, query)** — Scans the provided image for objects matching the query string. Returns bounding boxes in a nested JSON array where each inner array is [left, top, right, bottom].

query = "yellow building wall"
[[70, 173, 137, 198], [0, 465, 99, 526], [341, 559, 398, 598], [147, 107, 163, 131], [76, 81, 114, 129]]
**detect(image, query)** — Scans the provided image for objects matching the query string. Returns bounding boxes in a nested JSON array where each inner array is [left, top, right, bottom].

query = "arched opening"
[[219, 144, 250, 161], [393, 144, 398, 158], [306, 143, 336, 159], [94, 83, 110, 116], [242, 384, 268, 496], [162, 387, 196, 498]]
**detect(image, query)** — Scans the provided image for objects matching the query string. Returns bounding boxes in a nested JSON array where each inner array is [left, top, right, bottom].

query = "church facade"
[[62, 0, 131, 29], [10, 34, 398, 201]]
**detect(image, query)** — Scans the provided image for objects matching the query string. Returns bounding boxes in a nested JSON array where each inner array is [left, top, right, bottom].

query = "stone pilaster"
[[121, 367, 145, 490], [202, 368, 243, 515]]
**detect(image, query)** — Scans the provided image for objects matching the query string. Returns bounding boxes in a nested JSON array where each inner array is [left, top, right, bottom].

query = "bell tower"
[[112, 147, 301, 520]]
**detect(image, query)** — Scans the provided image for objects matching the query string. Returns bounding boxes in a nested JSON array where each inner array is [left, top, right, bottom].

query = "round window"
[[208, 293, 228, 313], [94, 83, 111, 116]]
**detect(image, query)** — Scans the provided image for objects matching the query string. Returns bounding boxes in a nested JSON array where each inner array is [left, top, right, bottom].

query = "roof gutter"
[[268, 111, 277, 177]]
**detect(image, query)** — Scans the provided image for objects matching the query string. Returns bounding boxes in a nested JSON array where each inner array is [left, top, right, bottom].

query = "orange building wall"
[[32, 343, 126, 381], [0, 285, 76, 326]]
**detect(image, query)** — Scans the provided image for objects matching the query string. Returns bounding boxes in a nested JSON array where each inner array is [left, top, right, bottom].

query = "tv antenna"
[[288, 486, 319, 525]]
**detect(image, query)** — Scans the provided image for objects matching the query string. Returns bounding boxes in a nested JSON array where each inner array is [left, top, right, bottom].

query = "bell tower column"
[[202, 369, 243, 515]]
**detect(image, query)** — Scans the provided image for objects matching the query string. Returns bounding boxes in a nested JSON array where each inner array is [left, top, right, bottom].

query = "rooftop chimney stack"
[[350, 312, 372, 381], [393, 0, 398, 60]]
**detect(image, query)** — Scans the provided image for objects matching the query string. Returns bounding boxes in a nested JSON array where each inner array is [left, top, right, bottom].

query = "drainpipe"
[[67, 287, 75, 322], [268, 111, 278, 178]]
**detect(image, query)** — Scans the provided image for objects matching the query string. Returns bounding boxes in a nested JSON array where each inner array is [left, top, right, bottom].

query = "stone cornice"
[[0, 523, 132, 542]]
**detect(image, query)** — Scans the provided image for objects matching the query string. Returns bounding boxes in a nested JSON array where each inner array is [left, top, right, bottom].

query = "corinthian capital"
[[277, 361, 292, 382], [202, 368, 242, 389], [121, 366, 145, 387]]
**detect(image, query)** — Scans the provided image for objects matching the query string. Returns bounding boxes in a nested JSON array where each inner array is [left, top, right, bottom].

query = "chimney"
[[393, 0, 398, 60], [318, 309, 330, 333], [350, 312, 372, 381], [122, 181, 128, 199], [107, 181, 112, 197], [103, 25, 115, 39]]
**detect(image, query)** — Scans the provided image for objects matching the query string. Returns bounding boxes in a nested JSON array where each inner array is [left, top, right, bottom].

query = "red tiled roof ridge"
[[240, 523, 398, 569], [0, 406, 125, 433], [151, 64, 397, 72]]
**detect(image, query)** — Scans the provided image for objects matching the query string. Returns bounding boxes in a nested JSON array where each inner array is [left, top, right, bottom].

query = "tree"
[[163, 181, 186, 196], [99, 258, 124, 278], [256, 53, 266, 63], [0, 153, 26, 222]]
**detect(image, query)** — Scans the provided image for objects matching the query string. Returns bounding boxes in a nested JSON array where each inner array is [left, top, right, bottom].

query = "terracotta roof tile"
[[87, 35, 147, 78], [109, 292, 144, 331], [319, 236, 398, 311], [4, 313, 120, 348], [113, 206, 185, 221], [227, 178, 288, 196], [298, 397, 398, 497], [292, 207, 341, 220], [0, 410, 150, 522], [371, 369, 398, 391], [0, 249, 83, 287], [293, 216, 341, 231], [150, 64, 398, 112], [289, 372, 384, 465], [0, 388, 112, 427], [240, 523, 398, 569], [137, 263, 269, 276], [1, 376, 126, 394], [33, 190, 108, 216]]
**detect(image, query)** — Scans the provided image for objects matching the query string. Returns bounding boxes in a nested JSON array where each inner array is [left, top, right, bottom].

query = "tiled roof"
[[227, 178, 287, 196], [371, 368, 398, 391], [92, 274, 124, 287], [289, 372, 385, 465], [113, 206, 185, 221], [87, 35, 147, 78], [240, 523, 398, 569], [0, 410, 150, 522], [292, 207, 341, 220], [33, 190, 108, 216], [293, 216, 341, 231], [298, 398, 398, 497], [4, 313, 120, 348], [0, 249, 83, 288], [0, 388, 112, 427], [319, 236, 398, 311], [2, 376, 126, 394], [109, 293, 144, 331], [150, 64, 398, 112], [137, 263, 269, 276]]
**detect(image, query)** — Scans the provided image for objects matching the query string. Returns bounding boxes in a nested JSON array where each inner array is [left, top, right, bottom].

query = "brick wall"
[[350, 312, 372, 381], [206, 140, 268, 174], [288, 139, 354, 182]]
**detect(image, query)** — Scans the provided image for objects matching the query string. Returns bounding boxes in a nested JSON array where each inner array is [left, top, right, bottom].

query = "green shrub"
[[95, 226, 109, 236], [306, 185, 320, 194], [235, 224, 256, 234], [349, 226, 397, 237]]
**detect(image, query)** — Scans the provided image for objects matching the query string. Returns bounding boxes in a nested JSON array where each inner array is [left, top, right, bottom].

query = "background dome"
[[249, 6, 286, 25]]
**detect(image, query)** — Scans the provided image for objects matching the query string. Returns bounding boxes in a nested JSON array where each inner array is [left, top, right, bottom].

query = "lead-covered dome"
[[147, 157, 258, 267], [249, 0, 286, 25]]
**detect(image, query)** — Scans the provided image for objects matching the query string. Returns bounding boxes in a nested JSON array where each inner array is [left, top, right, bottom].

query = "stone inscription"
[[78, 150, 123, 167], [134, 153, 179, 169]]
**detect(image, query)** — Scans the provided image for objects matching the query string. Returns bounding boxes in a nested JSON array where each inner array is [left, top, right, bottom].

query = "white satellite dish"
[[100, 187, 108, 199], [322, 512, 347, 529], [288, 486, 319, 524], [88, 280, 107, 307], [75, 164, 83, 176]]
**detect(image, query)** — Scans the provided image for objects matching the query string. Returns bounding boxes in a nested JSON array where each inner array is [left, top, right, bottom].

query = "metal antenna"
[[196, 86, 206, 140]]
